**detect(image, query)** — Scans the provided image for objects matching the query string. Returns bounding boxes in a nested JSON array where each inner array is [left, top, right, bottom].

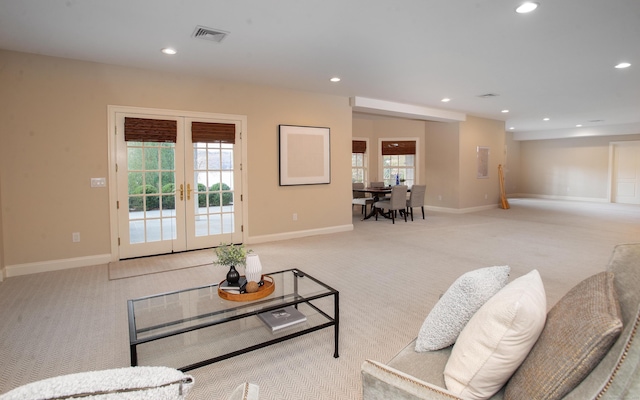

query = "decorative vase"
[[245, 254, 263, 283], [226, 265, 240, 284]]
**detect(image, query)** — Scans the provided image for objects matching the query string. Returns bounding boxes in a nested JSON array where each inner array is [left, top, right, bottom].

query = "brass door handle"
[[180, 184, 184, 201], [187, 183, 192, 200]]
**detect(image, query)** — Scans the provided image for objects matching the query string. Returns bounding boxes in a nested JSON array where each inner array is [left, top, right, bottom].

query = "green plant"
[[213, 243, 251, 267], [129, 184, 159, 211], [209, 183, 233, 206], [197, 183, 208, 207], [161, 183, 176, 209]]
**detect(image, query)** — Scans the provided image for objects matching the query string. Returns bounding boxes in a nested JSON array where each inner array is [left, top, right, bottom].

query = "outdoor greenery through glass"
[[352, 153, 367, 183], [194, 142, 235, 236], [127, 142, 176, 212], [383, 154, 415, 186]]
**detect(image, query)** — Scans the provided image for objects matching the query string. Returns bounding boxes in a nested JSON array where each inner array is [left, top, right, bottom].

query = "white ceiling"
[[1, 0, 639, 137]]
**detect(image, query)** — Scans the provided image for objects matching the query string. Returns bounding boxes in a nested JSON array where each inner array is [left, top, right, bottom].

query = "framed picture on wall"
[[279, 125, 331, 186], [477, 146, 489, 179]]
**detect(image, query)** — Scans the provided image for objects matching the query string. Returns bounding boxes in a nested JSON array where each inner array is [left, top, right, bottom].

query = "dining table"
[[352, 186, 393, 220]]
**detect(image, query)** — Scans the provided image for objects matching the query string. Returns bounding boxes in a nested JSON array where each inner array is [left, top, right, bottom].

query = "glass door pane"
[[116, 112, 185, 259], [126, 142, 177, 243], [186, 118, 243, 248]]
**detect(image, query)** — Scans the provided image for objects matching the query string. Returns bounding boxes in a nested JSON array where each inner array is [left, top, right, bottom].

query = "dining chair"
[[373, 185, 408, 223], [406, 184, 426, 221], [370, 181, 388, 199], [352, 182, 373, 214]]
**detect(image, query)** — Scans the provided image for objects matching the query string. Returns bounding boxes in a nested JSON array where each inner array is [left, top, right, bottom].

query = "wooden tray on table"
[[217, 275, 274, 302]]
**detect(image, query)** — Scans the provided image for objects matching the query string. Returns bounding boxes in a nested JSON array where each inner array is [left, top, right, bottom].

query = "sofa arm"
[[362, 360, 463, 400]]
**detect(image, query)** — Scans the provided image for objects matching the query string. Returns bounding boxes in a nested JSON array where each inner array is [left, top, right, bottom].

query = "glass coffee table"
[[127, 269, 339, 371]]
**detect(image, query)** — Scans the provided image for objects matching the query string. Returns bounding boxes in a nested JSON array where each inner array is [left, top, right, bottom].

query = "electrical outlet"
[[72, 232, 80, 242], [485, 194, 488, 199], [293, 213, 298, 221], [438, 195, 442, 201]]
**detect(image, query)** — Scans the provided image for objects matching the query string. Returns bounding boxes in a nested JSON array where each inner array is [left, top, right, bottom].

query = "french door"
[[113, 109, 244, 259]]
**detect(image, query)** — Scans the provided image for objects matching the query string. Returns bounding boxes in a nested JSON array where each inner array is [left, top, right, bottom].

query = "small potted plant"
[[214, 243, 250, 284]]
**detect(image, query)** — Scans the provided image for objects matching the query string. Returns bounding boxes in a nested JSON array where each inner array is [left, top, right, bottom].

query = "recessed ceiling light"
[[509, 127, 515, 130], [330, 77, 341, 82], [161, 48, 177, 55], [516, 2, 538, 13], [615, 62, 631, 69], [576, 124, 582, 127], [501, 109, 509, 113], [441, 98, 451, 102], [543, 117, 550, 121]]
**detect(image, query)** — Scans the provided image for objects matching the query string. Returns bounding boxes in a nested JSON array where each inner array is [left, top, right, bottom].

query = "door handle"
[[187, 183, 192, 200], [180, 184, 184, 201]]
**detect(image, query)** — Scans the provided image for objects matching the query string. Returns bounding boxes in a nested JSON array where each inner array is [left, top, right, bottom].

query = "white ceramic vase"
[[245, 254, 263, 283]]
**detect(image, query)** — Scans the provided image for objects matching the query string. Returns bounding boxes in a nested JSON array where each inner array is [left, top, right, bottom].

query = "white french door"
[[112, 109, 244, 259]]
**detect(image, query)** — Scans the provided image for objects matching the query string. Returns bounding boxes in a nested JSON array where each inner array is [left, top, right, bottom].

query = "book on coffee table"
[[220, 277, 247, 293], [258, 306, 307, 332]]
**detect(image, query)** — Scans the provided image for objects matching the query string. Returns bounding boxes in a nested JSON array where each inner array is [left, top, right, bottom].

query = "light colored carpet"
[[1, 198, 639, 399]]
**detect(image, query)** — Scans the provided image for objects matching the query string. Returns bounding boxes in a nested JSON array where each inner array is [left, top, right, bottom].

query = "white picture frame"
[[279, 125, 331, 186]]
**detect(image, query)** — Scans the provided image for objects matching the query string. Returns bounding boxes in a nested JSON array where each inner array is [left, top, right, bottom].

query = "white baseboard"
[[425, 204, 499, 214], [247, 224, 353, 244], [6, 254, 112, 278], [425, 196, 610, 215], [509, 193, 609, 203]]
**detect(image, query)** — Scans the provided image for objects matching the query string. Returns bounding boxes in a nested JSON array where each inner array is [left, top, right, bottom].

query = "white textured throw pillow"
[[0, 366, 194, 400], [444, 269, 547, 400], [415, 265, 510, 352]]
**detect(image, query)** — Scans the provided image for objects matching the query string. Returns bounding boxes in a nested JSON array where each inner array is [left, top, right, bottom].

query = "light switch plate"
[[91, 177, 106, 187]]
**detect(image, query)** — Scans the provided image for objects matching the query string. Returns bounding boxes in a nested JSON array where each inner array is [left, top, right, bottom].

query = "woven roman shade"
[[191, 122, 236, 144], [382, 140, 416, 155], [352, 140, 367, 153], [124, 117, 177, 143]]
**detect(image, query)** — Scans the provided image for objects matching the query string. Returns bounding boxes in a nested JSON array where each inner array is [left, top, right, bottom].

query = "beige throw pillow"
[[504, 271, 623, 400], [444, 269, 547, 400], [415, 266, 510, 352]]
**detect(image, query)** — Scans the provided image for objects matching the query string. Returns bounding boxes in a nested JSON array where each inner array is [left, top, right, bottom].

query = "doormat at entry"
[[108, 249, 213, 280]]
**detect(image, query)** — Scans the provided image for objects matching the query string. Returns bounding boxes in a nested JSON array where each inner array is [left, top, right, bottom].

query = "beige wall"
[[519, 134, 640, 200], [355, 115, 507, 210], [0, 50, 352, 269], [0, 167, 4, 281], [352, 114, 427, 184], [424, 121, 460, 208], [504, 132, 521, 195], [458, 116, 506, 209], [5, 49, 635, 274]]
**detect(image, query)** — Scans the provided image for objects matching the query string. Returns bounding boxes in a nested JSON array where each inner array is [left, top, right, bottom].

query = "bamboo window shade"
[[191, 122, 236, 144], [124, 117, 177, 143], [381, 140, 416, 155], [352, 140, 367, 153]]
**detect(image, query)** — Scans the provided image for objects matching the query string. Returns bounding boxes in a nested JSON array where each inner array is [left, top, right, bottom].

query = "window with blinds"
[[381, 140, 416, 186], [124, 117, 177, 143], [352, 140, 368, 183], [191, 121, 235, 143]]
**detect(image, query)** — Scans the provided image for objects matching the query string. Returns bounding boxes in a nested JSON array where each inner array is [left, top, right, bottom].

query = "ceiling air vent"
[[478, 93, 499, 98], [192, 26, 229, 43]]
